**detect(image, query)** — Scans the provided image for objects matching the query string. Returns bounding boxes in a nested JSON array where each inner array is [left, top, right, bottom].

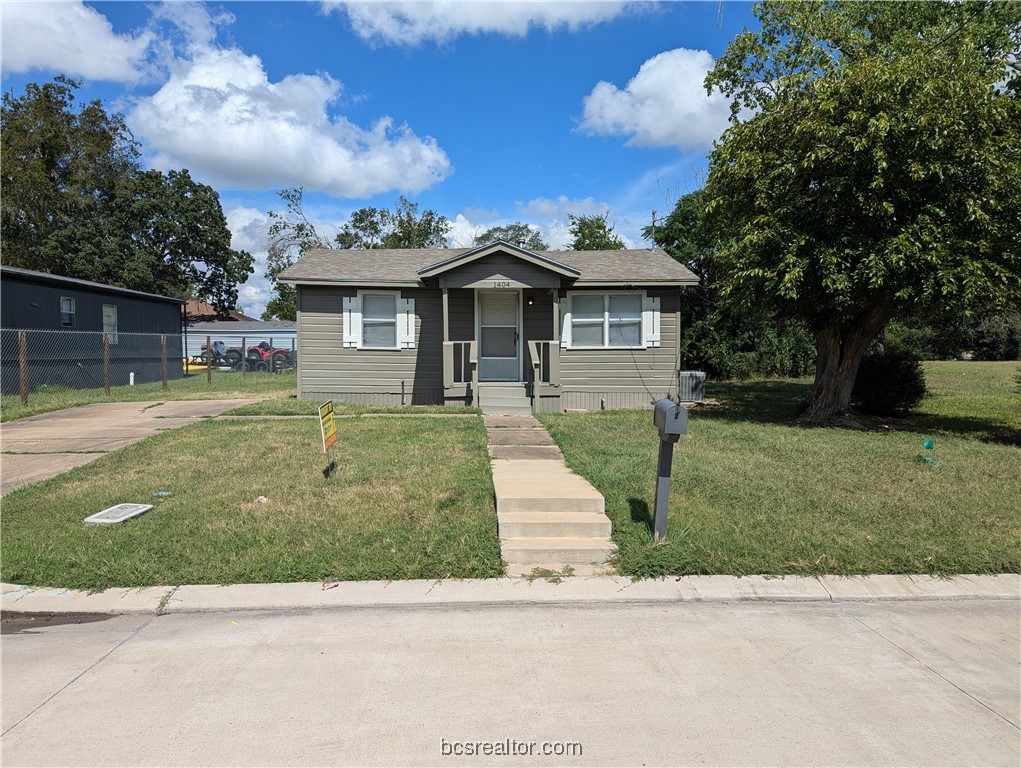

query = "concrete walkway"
[[3, 574, 1017, 615], [485, 415, 616, 576], [0, 399, 258, 494]]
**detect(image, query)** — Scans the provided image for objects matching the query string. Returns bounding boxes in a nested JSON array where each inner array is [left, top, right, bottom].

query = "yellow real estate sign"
[[318, 401, 337, 453]]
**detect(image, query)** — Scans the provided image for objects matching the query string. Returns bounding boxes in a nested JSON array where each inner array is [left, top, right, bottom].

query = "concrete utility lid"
[[84, 504, 153, 525]]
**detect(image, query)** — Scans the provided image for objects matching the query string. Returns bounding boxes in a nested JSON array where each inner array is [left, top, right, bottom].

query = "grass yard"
[[1, 370, 299, 422], [538, 361, 1020, 578], [222, 399, 478, 416], [0, 416, 502, 589]]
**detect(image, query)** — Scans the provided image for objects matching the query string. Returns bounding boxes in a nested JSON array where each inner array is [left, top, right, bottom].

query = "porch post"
[[552, 288, 560, 341], [442, 287, 449, 343]]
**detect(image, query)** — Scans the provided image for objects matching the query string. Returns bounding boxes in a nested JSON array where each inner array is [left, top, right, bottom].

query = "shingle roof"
[[278, 246, 697, 285]]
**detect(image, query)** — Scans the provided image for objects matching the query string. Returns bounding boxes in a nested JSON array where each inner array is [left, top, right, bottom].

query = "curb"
[[2, 574, 1017, 616]]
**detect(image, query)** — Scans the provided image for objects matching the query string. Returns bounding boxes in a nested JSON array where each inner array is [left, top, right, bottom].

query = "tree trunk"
[[802, 300, 896, 423]]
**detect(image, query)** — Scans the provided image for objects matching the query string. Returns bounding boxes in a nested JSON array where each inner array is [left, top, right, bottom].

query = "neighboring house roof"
[[0, 265, 185, 304], [278, 241, 698, 287], [185, 299, 255, 322], [188, 320, 296, 333]]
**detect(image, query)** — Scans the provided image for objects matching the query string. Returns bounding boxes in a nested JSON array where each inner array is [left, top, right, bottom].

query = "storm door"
[[477, 291, 520, 381]]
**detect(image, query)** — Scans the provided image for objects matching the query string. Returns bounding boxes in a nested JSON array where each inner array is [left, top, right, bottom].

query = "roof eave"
[[283, 278, 425, 288], [572, 279, 699, 287]]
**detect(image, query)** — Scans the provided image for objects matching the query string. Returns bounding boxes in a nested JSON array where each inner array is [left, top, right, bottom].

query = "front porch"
[[440, 288, 561, 414]]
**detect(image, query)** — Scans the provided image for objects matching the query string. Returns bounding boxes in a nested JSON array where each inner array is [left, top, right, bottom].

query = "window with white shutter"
[[563, 291, 657, 349], [344, 291, 416, 350]]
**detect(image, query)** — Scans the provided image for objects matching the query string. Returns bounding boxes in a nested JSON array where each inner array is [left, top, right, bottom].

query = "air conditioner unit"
[[677, 371, 706, 403]]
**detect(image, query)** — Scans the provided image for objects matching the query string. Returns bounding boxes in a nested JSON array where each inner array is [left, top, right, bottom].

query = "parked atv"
[[245, 341, 293, 372], [197, 340, 243, 368]]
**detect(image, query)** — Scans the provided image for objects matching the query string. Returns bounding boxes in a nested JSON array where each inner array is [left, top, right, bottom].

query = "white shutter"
[[398, 297, 416, 349], [343, 295, 361, 348], [642, 294, 660, 348], [560, 295, 571, 349]]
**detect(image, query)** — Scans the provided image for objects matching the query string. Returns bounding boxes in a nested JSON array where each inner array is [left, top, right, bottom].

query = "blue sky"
[[1, 1, 759, 316]]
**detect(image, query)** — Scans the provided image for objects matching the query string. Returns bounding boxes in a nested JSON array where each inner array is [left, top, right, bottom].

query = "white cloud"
[[0, 0, 152, 82], [517, 195, 609, 221], [224, 206, 271, 318], [128, 45, 452, 197], [580, 48, 731, 150], [325, 1, 638, 45]]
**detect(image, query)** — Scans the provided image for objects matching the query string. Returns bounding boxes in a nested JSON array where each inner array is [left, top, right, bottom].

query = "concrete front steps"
[[478, 383, 532, 416], [485, 415, 616, 577]]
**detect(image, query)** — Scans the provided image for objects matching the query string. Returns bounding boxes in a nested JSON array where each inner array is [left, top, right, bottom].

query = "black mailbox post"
[[652, 399, 688, 541]]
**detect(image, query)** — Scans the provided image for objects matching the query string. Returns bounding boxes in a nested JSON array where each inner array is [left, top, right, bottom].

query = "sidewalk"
[[3, 574, 1017, 616]]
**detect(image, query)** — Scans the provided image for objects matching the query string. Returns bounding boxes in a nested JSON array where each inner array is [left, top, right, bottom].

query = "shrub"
[[852, 352, 928, 416]]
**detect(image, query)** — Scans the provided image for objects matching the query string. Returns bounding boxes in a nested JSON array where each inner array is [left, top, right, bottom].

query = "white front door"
[[478, 291, 520, 381]]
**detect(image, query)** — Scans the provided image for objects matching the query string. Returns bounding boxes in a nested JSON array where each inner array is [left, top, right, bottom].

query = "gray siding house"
[[278, 241, 698, 412]]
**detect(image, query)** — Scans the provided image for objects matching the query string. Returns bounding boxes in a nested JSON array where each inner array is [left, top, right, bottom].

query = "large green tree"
[[1, 76, 138, 270], [645, 189, 815, 379], [704, 0, 1021, 421], [566, 213, 625, 250], [472, 222, 549, 250], [335, 196, 449, 250], [263, 189, 450, 320], [2, 77, 252, 311]]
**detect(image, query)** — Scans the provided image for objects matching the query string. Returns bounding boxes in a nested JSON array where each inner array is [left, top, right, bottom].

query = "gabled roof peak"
[[417, 240, 581, 279]]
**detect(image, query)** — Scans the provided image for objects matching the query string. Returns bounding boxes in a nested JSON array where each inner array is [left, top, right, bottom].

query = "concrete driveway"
[[2, 599, 1018, 766], [0, 399, 258, 494]]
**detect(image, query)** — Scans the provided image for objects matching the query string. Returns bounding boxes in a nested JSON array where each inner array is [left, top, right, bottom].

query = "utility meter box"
[[654, 399, 688, 442]]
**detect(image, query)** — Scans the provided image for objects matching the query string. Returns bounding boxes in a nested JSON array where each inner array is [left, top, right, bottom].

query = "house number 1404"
[[492, 280, 512, 288]]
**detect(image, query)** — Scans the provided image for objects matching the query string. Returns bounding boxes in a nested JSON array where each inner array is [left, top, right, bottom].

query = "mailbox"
[[654, 399, 688, 442]]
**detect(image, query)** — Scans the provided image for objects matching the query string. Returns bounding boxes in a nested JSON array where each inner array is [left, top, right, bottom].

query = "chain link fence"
[[1, 329, 185, 401]]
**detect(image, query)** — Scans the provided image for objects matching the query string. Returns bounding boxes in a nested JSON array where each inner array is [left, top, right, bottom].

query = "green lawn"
[[0, 416, 501, 589], [538, 361, 1021, 578], [1, 370, 299, 422], [222, 399, 478, 416]]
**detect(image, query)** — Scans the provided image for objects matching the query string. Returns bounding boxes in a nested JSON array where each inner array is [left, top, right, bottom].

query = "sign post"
[[318, 400, 338, 478]]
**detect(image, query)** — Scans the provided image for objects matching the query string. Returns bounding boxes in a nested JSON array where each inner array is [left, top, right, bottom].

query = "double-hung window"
[[342, 291, 416, 350], [562, 291, 659, 349], [361, 293, 397, 349], [60, 297, 76, 327]]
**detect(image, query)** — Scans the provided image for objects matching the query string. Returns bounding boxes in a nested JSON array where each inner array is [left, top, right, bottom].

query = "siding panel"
[[440, 253, 559, 289], [297, 285, 444, 400]]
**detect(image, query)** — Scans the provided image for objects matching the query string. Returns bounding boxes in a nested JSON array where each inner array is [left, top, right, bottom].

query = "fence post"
[[18, 331, 28, 406], [241, 336, 246, 380], [161, 335, 168, 391], [269, 337, 274, 372], [206, 335, 212, 385], [103, 333, 111, 396]]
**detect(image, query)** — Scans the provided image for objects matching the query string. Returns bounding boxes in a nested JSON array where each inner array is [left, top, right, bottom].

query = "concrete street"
[[0, 399, 257, 494], [3, 599, 1018, 767]]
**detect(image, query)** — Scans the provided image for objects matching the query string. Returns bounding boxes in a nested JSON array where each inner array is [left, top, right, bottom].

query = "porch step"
[[478, 383, 528, 397], [500, 537, 617, 565], [481, 403, 532, 416], [498, 511, 612, 539], [478, 383, 532, 415]]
